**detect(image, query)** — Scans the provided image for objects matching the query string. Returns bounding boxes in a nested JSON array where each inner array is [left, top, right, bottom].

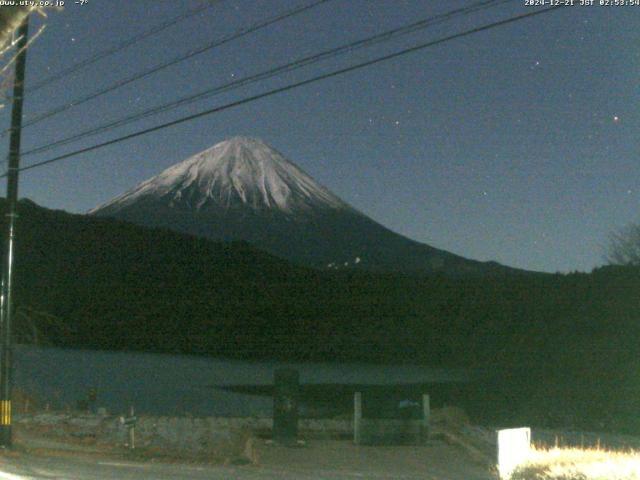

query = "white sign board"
[[497, 427, 531, 479]]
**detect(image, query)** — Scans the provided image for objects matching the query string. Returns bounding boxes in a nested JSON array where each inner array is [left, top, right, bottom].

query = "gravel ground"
[[252, 439, 496, 480]]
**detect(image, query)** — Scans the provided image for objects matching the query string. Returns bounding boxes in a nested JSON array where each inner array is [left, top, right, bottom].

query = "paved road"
[[0, 440, 496, 480], [0, 456, 311, 480], [0, 458, 494, 480]]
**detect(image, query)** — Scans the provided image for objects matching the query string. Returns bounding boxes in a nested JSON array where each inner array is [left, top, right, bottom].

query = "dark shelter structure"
[[220, 367, 470, 445], [354, 390, 430, 445]]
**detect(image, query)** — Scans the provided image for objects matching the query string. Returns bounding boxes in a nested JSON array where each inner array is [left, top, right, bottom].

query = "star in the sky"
[[613, 115, 620, 123]]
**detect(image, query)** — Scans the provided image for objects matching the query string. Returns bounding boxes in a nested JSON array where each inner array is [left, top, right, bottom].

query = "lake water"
[[12, 345, 468, 417]]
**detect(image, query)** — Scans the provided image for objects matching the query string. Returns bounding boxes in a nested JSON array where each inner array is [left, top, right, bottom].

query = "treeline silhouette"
[[5, 199, 640, 433]]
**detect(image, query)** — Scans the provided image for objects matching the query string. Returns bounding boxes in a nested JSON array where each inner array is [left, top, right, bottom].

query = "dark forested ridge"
[[5, 199, 640, 433]]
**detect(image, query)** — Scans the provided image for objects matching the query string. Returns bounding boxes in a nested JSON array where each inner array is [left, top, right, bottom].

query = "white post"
[[354, 392, 362, 445], [497, 427, 531, 479]]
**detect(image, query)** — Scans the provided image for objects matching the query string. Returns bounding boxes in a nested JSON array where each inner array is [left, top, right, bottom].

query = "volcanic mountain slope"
[[91, 136, 511, 275]]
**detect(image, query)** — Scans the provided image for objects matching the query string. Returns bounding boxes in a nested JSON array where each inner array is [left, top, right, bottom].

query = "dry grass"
[[510, 446, 640, 480]]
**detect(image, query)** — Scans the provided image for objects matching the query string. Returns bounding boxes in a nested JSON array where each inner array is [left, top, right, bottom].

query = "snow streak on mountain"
[[91, 137, 513, 275]]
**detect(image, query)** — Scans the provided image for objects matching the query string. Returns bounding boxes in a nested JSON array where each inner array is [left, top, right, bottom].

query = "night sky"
[[1, 0, 638, 273]]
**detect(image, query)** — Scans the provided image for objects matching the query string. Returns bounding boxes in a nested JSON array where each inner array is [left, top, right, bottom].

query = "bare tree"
[[606, 224, 640, 266]]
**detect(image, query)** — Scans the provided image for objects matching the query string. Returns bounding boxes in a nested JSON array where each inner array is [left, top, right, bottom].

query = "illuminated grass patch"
[[510, 446, 640, 480]]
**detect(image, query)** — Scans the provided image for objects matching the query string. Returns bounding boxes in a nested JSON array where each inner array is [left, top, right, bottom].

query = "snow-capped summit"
[[91, 137, 348, 215], [91, 137, 512, 275]]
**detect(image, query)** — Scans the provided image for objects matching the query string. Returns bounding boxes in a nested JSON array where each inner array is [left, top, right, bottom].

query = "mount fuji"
[[90, 137, 510, 275]]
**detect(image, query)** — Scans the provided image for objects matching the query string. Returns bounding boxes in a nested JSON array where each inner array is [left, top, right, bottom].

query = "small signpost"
[[120, 406, 137, 450], [87, 387, 97, 412]]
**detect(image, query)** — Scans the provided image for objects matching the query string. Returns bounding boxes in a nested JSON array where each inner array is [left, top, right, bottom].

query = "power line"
[[12, 0, 334, 133], [27, 1, 222, 93], [23, 0, 510, 158], [5, 5, 565, 178]]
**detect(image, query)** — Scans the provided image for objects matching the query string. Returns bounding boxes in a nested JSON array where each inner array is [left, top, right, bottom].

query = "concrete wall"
[[357, 418, 427, 445], [15, 412, 354, 453]]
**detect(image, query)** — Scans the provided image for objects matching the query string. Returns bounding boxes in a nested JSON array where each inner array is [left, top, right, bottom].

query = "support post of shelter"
[[273, 368, 299, 446], [353, 391, 362, 445], [422, 393, 430, 441]]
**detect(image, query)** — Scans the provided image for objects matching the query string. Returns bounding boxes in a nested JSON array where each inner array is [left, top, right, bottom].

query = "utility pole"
[[0, 16, 29, 448]]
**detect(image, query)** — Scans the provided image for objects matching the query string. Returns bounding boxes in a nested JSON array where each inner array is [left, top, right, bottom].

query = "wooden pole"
[[0, 16, 29, 449]]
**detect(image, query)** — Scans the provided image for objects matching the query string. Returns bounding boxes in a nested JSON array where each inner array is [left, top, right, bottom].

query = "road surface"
[[0, 440, 496, 480]]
